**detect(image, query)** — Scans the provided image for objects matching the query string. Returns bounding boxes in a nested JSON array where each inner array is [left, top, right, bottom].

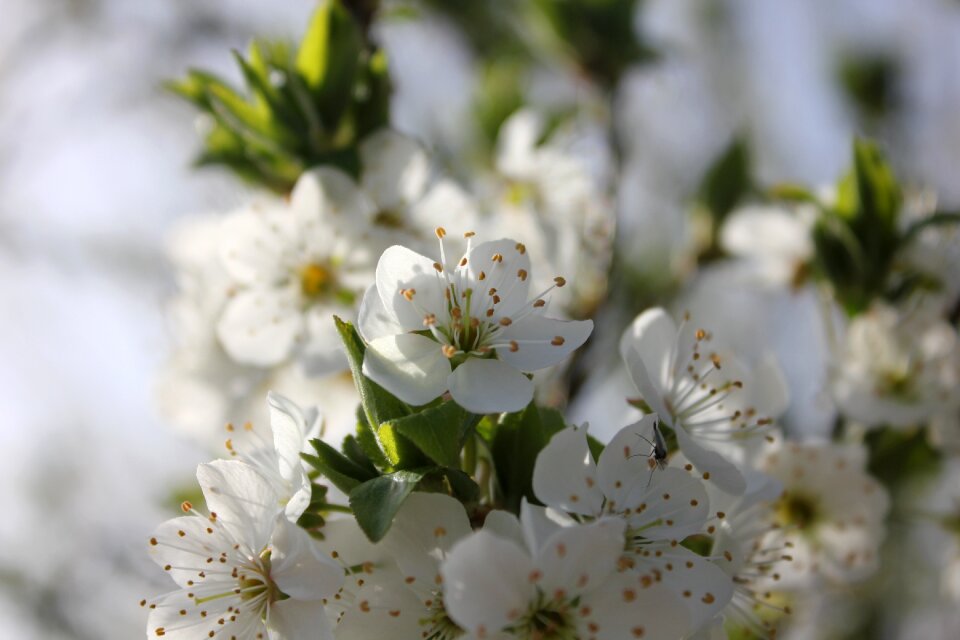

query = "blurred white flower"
[[441, 516, 690, 640], [483, 108, 615, 316], [720, 204, 814, 287], [831, 303, 960, 429], [620, 307, 789, 494], [216, 168, 375, 374], [759, 441, 890, 586], [144, 460, 342, 639], [358, 232, 593, 413]]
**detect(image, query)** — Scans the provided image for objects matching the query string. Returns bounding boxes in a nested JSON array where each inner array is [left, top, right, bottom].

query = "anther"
[[516, 242, 526, 254], [517, 269, 528, 281], [534, 299, 546, 307], [551, 336, 565, 346], [554, 276, 566, 287], [509, 340, 519, 352], [442, 345, 457, 358], [435, 227, 447, 239], [433, 262, 443, 272], [499, 317, 513, 326], [459, 257, 468, 267], [464, 231, 476, 238]]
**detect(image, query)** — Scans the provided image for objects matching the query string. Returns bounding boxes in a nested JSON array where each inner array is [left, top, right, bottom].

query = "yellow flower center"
[[300, 262, 334, 299]]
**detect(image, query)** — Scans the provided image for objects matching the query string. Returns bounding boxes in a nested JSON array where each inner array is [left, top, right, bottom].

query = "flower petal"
[[498, 316, 593, 371], [360, 129, 429, 211], [266, 392, 312, 520], [267, 597, 335, 640], [410, 179, 480, 233], [581, 575, 691, 640], [462, 239, 532, 317], [300, 303, 350, 376], [532, 426, 603, 516], [623, 346, 672, 423], [482, 509, 524, 547], [357, 283, 404, 341], [446, 358, 533, 414], [619, 307, 677, 392], [219, 207, 296, 285], [362, 333, 451, 406], [442, 530, 535, 636], [216, 287, 303, 366], [291, 166, 375, 232], [535, 518, 625, 598], [382, 492, 472, 587], [596, 415, 660, 503], [646, 546, 733, 630], [375, 245, 447, 331], [270, 517, 344, 600], [675, 425, 746, 495], [197, 459, 280, 551]]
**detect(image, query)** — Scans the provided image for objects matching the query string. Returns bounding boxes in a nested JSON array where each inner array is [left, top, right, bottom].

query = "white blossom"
[[216, 169, 376, 374], [441, 514, 690, 639], [758, 441, 890, 586], [831, 302, 960, 429], [531, 417, 734, 632], [144, 460, 343, 639], [358, 231, 593, 413], [620, 307, 789, 494]]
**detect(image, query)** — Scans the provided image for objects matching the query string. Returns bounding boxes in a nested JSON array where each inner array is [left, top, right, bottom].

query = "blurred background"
[[1, 0, 959, 637]]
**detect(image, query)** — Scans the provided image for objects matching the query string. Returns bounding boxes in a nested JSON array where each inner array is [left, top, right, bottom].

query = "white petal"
[[442, 530, 535, 636], [647, 547, 733, 630], [532, 426, 603, 516], [219, 207, 296, 285], [360, 129, 429, 211], [375, 245, 447, 331], [447, 358, 533, 414], [300, 303, 350, 376], [619, 307, 676, 392], [382, 492, 472, 587], [148, 516, 233, 588], [270, 517, 344, 600], [334, 576, 425, 640], [675, 425, 746, 495], [753, 353, 790, 417], [623, 346, 672, 423], [495, 109, 542, 179], [621, 467, 710, 540], [362, 333, 451, 406], [268, 598, 334, 640], [148, 589, 263, 639], [409, 179, 480, 232], [216, 288, 304, 366], [197, 460, 280, 551], [535, 518, 625, 597], [482, 510, 524, 547], [596, 415, 660, 504], [266, 392, 312, 520], [519, 500, 577, 557], [498, 316, 593, 371], [462, 239, 532, 317], [357, 283, 404, 341], [581, 576, 691, 640], [291, 166, 375, 231], [312, 518, 390, 568]]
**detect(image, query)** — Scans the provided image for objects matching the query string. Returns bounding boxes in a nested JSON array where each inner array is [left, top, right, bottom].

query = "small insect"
[[633, 418, 669, 487]]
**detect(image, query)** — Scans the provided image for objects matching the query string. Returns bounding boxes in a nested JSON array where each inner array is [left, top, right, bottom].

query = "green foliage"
[[167, 0, 390, 193], [699, 138, 753, 225], [383, 401, 481, 468], [349, 470, 425, 541], [487, 402, 568, 513], [530, 0, 653, 87], [303, 438, 377, 494], [864, 427, 941, 489], [811, 139, 903, 313]]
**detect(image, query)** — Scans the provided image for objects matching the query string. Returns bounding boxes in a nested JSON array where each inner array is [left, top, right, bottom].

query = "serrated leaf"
[[383, 401, 478, 468], [302, 438, 377, 494], [341, 432, 378, 474], [349, 470, 425, 542]]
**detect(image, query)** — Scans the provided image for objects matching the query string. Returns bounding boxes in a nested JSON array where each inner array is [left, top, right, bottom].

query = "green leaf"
[[349, 470, 425, 542], [296, 0, 363, 127], [302, 438, 377, 494], [699, 137, 752, 224], [334, 317, 410, 464], [901, 211, 960, 246], [341, 432, 378, 474], [490, 403, 551, 513], [383, 401, 479, 468]]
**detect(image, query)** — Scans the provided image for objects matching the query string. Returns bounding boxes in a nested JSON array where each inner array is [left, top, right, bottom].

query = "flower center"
[[509, 594, 578, 640], [775, 492, 819, 531], [421, 589, 464, 640], [300, 262, 335, 299]]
